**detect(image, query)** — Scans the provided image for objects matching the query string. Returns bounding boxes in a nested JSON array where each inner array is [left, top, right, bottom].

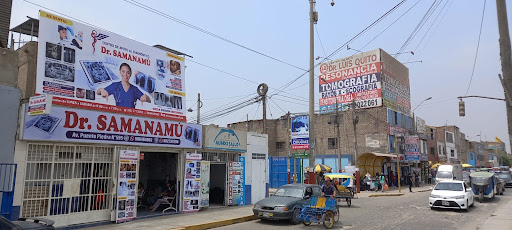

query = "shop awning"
[[357, 152, 394, 176]]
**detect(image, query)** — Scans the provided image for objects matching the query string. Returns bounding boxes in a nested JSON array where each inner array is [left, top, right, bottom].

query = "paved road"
[[216, 189, 512, 230]]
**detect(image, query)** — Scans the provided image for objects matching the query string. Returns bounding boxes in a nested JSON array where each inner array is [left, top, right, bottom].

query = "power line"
[[253, 102, 261, 120], [270, 98, 288, 114], [272, 0, 408, 94], [464, 0, 487, 96], [315, 24, 328, 57], [123, 0, 307, 72], [394, 0, 442, 58]]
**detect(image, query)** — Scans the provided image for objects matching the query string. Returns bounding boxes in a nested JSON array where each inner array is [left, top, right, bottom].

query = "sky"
[[9, 0, 512, 152]]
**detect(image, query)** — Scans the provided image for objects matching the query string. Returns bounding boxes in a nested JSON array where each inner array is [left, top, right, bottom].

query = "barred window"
[[328, 138, 337, 149]]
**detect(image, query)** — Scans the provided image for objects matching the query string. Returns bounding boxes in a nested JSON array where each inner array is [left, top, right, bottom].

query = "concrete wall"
[[229, 107, 390, 158], [244, 132, 268, 204], [0, 48, 19, 86], [16, 42, 38, 99]]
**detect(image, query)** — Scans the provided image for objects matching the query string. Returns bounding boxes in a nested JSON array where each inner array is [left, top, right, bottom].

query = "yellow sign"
[[496, 136, 503, 143], [166, 53, 185, 62], [40, 11, 73, 26], [168, 89, 186, 97]]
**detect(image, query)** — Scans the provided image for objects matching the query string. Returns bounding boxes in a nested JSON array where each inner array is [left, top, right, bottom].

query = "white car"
[[429, 180, 474, 211]]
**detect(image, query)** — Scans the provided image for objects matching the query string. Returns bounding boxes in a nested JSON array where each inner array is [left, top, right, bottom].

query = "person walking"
[[390, 171, 396, 187], [379, 173, 386, 192], [428, 172, 432, 184], [408, 172, 414, 192]]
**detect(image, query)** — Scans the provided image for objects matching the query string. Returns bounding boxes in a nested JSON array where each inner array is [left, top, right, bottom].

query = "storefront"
[[14, 103, 202, 226], [201, 126, 247, 207]]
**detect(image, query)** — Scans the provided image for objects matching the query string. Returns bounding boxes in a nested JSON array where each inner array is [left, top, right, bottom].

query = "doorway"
[[209, 163, 226, 207], [137, 152, 178, 216]]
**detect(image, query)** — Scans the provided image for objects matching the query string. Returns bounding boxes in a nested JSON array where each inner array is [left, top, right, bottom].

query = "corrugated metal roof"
[[0, 0, 13, 47], [10, 17, 39, 37]]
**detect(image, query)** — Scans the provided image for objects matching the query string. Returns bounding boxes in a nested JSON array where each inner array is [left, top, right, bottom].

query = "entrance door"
[[209, 163, 226, 206], [251, 156, 266, 204]]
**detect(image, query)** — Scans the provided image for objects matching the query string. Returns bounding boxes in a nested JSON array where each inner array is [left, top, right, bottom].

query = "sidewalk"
[[83, 205, 255, 230], [478, 198, 512, 230]]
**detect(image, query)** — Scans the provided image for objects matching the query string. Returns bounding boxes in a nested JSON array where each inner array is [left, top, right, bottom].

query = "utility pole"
[[351, 100, 360, 192], [196, 93, 202, 124], [335, 99, 341, 173], [308, 0, 318, 184], [496, 0, 512, 149], [257, 83, 268, 134], [395, 135, 402, 193]]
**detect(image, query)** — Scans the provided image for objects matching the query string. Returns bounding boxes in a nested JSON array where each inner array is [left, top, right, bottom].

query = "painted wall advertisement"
[[318, 49, 382, 113], [22, 105, 202, 148], [380, 50, 411, 115], [228, 157, 245, 206], [404, 136, 420, 163], [204, 126, 247, 151], [184, 153, 201, 212], [291, 115, 309, 150], [37, 11, 186, 122], [200, 161, 210, 208], [116, 150, 138, 223]]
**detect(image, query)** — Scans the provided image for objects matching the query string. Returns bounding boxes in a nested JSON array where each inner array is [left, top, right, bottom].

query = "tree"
[[497, 150, 512, 167]]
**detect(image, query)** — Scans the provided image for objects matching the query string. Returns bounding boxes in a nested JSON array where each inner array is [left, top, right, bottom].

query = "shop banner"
[[22, 105, 202, 148], [228, 158, 245, 206], [291, 115, 309, 150], [318, 49, 382, 114], [405, 136, 420, 163], [184, 153, 201, 212], [200, 161, 210, 208], [37, 11, 187, 121], [28, 94, 52, 115], [204, 126, 247, 151], [116, 150, 138, 223]]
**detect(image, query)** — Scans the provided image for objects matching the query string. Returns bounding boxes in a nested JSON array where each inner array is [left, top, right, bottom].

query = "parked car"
[[429, 180, 474, 211], [253, 184, 321, 224], [0, 216, 55, 229], [496, 172, 512, 188]]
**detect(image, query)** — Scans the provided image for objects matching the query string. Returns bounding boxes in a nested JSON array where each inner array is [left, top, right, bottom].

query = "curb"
[[169, 215, 258, 230], [368, 193, 404, 197]]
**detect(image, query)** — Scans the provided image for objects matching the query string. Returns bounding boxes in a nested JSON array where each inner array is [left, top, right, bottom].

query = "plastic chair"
[[162, 194, 177, 213]]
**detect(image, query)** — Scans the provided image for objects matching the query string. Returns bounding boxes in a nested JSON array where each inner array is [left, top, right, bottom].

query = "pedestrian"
[[375, 173, 381, 192], [379, 173, 386, 192], [408, 172, 414, 192], [428, 172, 432, 184], [390, 171, 396, 187]]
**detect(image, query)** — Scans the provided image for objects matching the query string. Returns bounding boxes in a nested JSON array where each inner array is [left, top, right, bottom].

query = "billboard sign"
[[204, 126, 247, 151], [22, 105, 202, 148], [28, 94, 52, 115], [380, 50, 411, 115], [318, 49, 382, 113], [37, 11, 186, 121], [404, 136, 420, 163], [291, 115, 309, 150]]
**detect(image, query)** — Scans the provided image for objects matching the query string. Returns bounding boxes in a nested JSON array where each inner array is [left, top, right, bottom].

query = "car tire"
[[470, 199, 474, 207], [290, 208, 300, 225]]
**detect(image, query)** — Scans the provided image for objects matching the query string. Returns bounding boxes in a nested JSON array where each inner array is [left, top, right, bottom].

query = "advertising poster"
[[228, 158, 245, 206], [184, 153, 201, 212], [380, 50, 411, 115], [37, 11, 186, 122], [28, 94, 52, 115], [291, 115, 309, 150], [22, 105, 202, 148], [405, 136, 420, 163], [200, 161, 210, 208], [204, 126, 247, 152], [318, 49, 382, 113], [116, 150, 138, 223]]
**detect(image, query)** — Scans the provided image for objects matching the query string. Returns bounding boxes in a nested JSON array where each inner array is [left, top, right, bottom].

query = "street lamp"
[[391, 51, 415, 56], [315, 56, 332, 61], [402, 60, 423, 64], [413, 97, 432, 133]]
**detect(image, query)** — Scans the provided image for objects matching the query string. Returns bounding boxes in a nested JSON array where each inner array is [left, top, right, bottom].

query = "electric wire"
[[464, 0, 487, 96], [253, 102, 261, 120], [315, 24, 328, 58], [272, 0, 408, 95], [394, 0, 442, 58], [123, 0, 307, 72], [269, 98, 288, 114]]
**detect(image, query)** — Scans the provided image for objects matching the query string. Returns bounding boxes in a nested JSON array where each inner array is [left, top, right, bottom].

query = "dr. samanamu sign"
[[204, 126, 247, 152]]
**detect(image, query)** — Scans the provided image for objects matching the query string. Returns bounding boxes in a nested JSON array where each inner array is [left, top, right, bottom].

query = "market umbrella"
[[306, 164, 332, 173], [462, 163, 473, 168], [430, 163, 442, 169]]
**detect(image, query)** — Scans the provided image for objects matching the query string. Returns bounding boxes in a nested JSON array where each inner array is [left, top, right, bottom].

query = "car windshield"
[[498, 173, 512, 179], [436, 171, 452, 179], [274, 187, 304, 198], [434, 182, 463, 191]]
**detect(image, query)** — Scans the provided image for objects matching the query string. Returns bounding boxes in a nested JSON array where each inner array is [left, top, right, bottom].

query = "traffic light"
[[459, 100, 465, 117]]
